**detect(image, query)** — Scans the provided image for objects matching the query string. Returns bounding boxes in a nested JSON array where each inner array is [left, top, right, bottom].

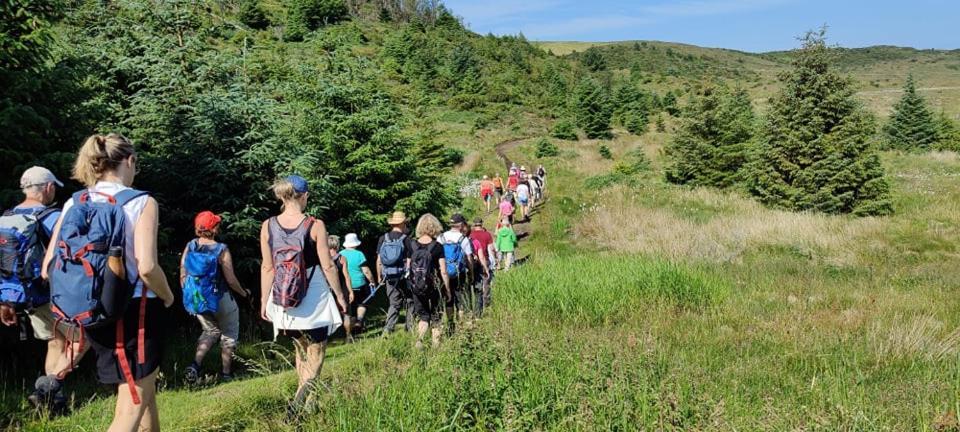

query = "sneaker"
[[184, 364, 200, 384], [27, 375, 61, 410], [219, 372, 234, 383]]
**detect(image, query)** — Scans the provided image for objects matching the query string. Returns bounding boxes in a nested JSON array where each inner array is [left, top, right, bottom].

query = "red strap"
[[115, 319, 141, 405], [137, 294, 147, 364], [79, 191, 117, 205]]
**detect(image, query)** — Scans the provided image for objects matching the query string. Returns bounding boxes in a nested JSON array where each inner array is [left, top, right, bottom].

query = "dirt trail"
[[491, 137, 535, 240]]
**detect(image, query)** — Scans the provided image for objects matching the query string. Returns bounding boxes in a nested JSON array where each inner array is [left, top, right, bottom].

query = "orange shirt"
[[492, 177, 503, 188]]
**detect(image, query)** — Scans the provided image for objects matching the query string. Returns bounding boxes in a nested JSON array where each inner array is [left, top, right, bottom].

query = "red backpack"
[[268, 216, 315, 309]]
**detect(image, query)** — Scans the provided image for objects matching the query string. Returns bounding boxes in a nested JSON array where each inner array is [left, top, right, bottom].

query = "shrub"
[[238, 0, 270, 29], [535, 138, 560, 158], [573, 78, 612, 139], [598, 144, 612, 159], [286, 0, 348, 41], [551, 119, 578, 140], [745, 30, 892, 216]]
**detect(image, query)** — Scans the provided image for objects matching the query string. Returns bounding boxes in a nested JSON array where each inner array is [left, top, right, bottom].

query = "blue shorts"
[[519, 197, 529, 205]]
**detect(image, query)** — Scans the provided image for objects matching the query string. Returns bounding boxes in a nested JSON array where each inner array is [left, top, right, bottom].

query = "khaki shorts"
[[196, 294, 240, 349], [26, 303, 80, 342]]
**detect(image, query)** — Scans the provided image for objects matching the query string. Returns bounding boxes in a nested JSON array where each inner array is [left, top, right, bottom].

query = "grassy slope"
[[536, 41, 960, 119]]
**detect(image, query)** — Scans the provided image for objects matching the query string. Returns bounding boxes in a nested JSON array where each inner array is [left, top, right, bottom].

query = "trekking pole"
[[361, 280, 387, 305]]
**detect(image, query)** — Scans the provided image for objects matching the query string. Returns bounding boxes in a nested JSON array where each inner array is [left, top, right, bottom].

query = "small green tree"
[[573, 78, 612, 139], [535, 138, 560, 158], [935, 112, 960, 151], [286, 0, 347, 41], [883, 75, 939, 151], [551, 120, 578, 140], [745, 30, 892, 216], [664, 85, 755, 189], [239, 0, 270, 29], [599, 144, 612, 159], [582, 47, 606, 72]]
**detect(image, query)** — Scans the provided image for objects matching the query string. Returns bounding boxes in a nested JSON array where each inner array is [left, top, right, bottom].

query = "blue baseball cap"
[[286, 175, 309, 194]]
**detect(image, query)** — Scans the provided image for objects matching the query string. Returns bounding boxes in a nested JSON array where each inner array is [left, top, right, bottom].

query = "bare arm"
[[41, 214, 65, 280], [179, 245, 189, 288], [219, 248, 248, 298], [361, 265, 375, 286], [375, 255, 383, 283], [313, 220, 347, 313], [135, 198, 173, 307], [259, 221, 272, 321], [439, 258, 451, 300]]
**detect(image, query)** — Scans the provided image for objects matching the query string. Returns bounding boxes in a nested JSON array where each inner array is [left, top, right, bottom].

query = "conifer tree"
[[551, 119, 578, 140], [883, 75, 939, 151], [582, 47, 606, 72], [745, 30, 892, 216], [935, 112, 960, 151], [664, 85, 755, 189], [573, 78, 612, 139]]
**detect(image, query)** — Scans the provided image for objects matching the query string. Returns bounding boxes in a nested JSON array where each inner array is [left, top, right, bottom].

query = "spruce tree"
[[573, 78, 612, 139], [745, 30, 892, 216], [883, 75, 939, 151], [238, 0, 270, 29], [582, 47, 606, 72], [664, 85, 755, 189], [935, 112, 960, 151], [551, 119, 578, 140]]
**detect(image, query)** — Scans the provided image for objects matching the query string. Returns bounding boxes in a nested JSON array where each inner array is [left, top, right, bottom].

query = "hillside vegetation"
[[4, 1, 960, 431]]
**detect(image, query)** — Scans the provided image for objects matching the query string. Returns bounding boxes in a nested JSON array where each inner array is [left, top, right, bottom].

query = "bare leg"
[[44, 337, 64, 375], [108, 369, 158, 432], [357, 306, 367, 323], [220, 342, 235, 375], [291, 337, 327, 409], [343, 316, 354, 341], [416, 320, 429, 348], [194, 336, 216, 365], [48, 336, 90, 377]]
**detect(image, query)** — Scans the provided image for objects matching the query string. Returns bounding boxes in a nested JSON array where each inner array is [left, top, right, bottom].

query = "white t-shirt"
[[439, 230, 472, 255], [517, 184, 530, 200], [61, 181, 152, 298]]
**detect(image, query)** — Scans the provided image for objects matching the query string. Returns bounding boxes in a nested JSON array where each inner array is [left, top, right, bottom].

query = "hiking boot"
[[219, 372, 235, 383], [184, 364, 200, 384], [27, 375, 61, 410]]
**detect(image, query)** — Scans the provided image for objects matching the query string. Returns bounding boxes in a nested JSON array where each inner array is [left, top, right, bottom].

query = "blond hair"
[[327, 235, 341, 250], [72, 133, 135, 187], [271, 177, 305, 211], [415, 213, 443, 239]]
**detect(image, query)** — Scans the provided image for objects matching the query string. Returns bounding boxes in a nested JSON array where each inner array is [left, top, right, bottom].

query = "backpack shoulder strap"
[[113, 189, 148, 207]]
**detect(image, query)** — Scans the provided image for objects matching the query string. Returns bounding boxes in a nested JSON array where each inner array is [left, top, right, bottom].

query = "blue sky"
[[442, 0, 960, 52]]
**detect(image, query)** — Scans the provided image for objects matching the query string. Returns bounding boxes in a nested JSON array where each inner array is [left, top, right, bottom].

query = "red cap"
[[194, 211, 222, 231]]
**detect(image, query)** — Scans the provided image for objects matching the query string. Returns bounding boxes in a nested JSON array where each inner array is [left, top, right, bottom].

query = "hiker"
[[181, 211, 251, 384], [479, 175, 495, 213], [378, 211, 413, 335], [469, 218, 495, 310], [519, 166, 528, 183], [528, 174, 541, 205], [498, 196, 515, 226], [43, 133, 174, 431], [495, 219, 518, 271], [0, 166, 85, 413], [507, 170, 519, 193], [516, 181, 531, 221], [460, 218, 490, 317], [492, 173, 504, 203], [537, 164, 546, 180], [259, 175, 347, 414], [340, 233, 376, 339], [327, 235, 349, 328], [439, 214, 473, 320], [408, 214, 450, 348], [532, 173, 544, 202]]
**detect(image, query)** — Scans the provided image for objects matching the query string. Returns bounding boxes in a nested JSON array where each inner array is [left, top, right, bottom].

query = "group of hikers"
[[0, 133, 545, 430]]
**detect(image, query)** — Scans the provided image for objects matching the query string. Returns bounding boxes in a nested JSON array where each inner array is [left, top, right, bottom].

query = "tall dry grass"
[[574, 186, 886, 266]]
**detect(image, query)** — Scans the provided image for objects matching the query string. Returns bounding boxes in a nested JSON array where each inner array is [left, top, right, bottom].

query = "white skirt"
[[266, 265, 342, 339]]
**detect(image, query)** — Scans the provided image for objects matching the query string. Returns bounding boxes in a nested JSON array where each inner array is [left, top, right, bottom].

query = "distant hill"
[[535, 41, 960, 118]]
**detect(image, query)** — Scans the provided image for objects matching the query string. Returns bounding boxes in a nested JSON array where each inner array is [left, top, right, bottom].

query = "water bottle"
[[101, 246, 127, 317]]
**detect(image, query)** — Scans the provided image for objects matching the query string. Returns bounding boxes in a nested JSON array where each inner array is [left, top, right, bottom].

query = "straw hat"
[[387, 211, 408, 225], [343, 233, 362, 248]]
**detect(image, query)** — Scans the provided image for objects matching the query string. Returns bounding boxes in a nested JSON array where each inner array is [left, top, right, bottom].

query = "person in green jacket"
[[494, 218, 518, 271]]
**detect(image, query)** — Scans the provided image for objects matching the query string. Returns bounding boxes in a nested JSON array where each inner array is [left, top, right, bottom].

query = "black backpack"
[[409, 241, 439, 296]]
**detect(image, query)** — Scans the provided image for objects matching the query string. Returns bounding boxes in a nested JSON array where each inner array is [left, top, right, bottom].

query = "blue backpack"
[[182, 240, 225, 315], [443, 234, 467, 278], [379, 233, 407, 280], [49, 189, 146, 329], [0, 207, 57, 308]]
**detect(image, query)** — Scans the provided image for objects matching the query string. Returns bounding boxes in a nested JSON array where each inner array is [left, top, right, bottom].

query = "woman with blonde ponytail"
[[42, 133, 173, 432], [259, 175, 347, 416]]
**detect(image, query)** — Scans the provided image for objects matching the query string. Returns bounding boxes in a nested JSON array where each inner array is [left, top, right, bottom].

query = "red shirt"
[[470, 229, 494, 255], [508, 175, 519, 191]]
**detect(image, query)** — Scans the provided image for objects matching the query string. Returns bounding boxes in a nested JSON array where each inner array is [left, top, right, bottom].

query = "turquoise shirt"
[[339, 248, 368, 289]]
